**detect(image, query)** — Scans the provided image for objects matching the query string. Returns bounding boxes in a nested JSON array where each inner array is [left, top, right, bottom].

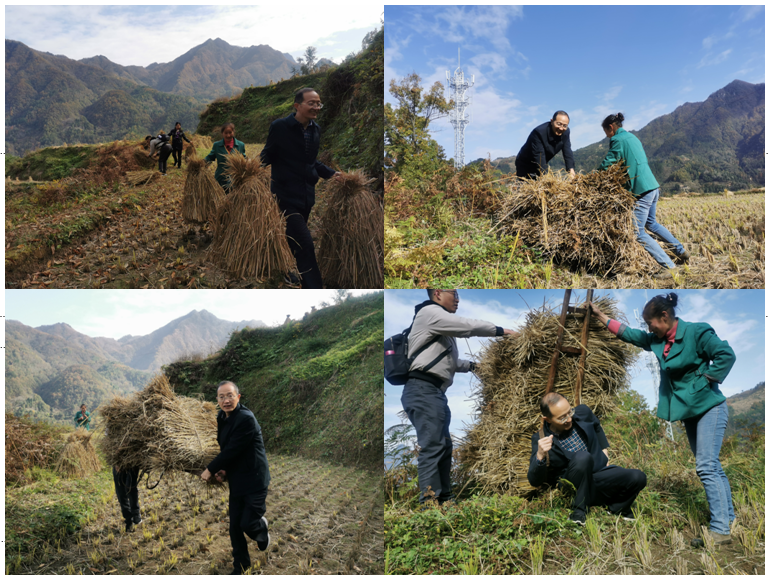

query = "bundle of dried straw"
[[182, 157, 224, 224], [318, 169, 384, 288], [124, 170, 159, 187], [458, 295, 638, 496], [55, 428, 102, 478], [99, 374, 219, 476], [497, 165, 663, 275], [208, 152, 296, 280]]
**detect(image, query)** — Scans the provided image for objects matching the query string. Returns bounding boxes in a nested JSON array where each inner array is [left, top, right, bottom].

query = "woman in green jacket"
[[204, 122, 246, 193], [591, 293, 736, 547], [599, 113, 689, 279]]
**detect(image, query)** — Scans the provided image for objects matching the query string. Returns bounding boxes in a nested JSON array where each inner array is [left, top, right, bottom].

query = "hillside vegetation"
[[385, 390, 765, 575]]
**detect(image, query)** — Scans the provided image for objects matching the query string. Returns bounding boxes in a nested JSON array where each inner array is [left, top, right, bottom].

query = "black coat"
[[527, 404, 610, 488], [207, 403, 271, 496], [259, 112, 336, 210], [168, 128, 191, 150], [515, 121, 575, 178]]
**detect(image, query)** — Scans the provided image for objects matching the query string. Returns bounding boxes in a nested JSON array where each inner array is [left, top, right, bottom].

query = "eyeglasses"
[[553, 122, 569, 130], [438, 289, 459, 299], [305, 101, 323, 109], [217, 393, 238, 402], [553, 408, 575, 423]]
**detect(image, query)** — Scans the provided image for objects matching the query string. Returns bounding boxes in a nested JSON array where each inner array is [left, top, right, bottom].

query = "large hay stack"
[[497, 165, 663, 275], [182, 157, 224, 224], [55, 428, 102, 478], [208, 152, 296, 280], [99, 374, 219, 476], [458, 295, 638, 496], [318, 169, 384, 288]]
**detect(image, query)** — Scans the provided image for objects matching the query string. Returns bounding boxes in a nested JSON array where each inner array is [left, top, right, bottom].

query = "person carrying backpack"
[[400, 289, 518, 505]]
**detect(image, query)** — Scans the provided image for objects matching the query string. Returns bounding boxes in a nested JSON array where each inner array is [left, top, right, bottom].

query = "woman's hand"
[[589, 301, 609, 326]]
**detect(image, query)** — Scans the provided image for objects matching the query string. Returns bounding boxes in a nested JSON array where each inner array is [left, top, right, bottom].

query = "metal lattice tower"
[[446, 48, 474, 169]]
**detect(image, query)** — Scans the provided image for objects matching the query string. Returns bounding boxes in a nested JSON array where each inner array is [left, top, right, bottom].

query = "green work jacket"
[[614, 319, 735, 422], [204, 139, 247, 190], [598, 127, 659, 196], [74, 411, 91, 430]]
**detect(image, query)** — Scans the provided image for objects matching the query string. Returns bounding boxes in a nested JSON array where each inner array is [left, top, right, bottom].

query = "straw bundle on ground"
[[457, 295, 638, 496], [124, 170, 160, 187], [497, 165, 663, 275], [208, 151, 296, 279], [99, 374, 219, 476], [182, 157, 224, 224], [55, 429, 102, 478], [318, 169, 384, 288]]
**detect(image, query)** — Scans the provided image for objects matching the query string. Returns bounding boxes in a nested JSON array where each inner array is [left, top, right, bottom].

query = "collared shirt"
[[302, 120, 317, 157], [663, 320, 679, 359], [556, 426, 588, 454]]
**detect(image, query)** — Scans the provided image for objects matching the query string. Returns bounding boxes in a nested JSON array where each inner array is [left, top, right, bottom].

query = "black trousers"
[[278, 201, 323, 289], [172, 148, 183, 167], [560, 451, 647, 514], [112, 467, 141, 525], [158, 145, 173, 174], [230, 488, 269, 571]]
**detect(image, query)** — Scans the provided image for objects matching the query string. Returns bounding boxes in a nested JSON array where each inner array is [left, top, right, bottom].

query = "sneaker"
[[257, 517, 270, 552], [653, 267, 677, 280], [569, 510, 586, 526], [230, 566, 246, 575], [133, 518, 143, 526], [607, 509, 636, 522], [125, 522, 135, 532], [691, 530, 732, 548], [674, 249, 691, 263]]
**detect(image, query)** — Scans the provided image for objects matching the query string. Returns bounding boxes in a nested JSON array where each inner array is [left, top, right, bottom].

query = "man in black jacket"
[[260, 87, 338, 289], [201, 381, 271, 574], [515, 111, 576, 179], [527, 392, 646, 525]]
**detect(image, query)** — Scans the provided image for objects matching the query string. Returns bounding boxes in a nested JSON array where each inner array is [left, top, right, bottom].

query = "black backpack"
[[384, 314, 451, 385]]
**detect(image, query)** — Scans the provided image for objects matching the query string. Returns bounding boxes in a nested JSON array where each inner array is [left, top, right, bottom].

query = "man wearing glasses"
[[515, 111, 576, 180], [260, 87, 339, 289], [527, 392, 647, 525], [201, 381, 271, 574], [403, 289, 518, 505]]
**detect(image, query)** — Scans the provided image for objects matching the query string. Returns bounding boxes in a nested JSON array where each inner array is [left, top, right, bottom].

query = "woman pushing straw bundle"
[[208, 151, 296, 281], [317, 169, 384, 289]]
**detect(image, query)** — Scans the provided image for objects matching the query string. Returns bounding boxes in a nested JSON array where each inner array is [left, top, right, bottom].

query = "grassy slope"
[[384, 391, 765, 575], [164, 292, 384, 472]]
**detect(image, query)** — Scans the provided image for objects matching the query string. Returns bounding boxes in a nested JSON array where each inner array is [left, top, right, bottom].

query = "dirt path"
[[15, 454, 383, 575]]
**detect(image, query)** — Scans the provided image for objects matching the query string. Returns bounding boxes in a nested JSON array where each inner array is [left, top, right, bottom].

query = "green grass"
[[6, 145, 99, 181], [385, 390, 766, 575]]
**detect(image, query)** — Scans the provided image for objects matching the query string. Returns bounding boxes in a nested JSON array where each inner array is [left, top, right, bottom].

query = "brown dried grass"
[[5, 413, 63, 485], [99, 374, 219, 476], [124, 170, 159, 187], [207, 152, 296, 279], [457, 295, 638, 496], [182, 158, 224, 224], [55, 428, 102, 478], [318, 170, 384, 289], [497, 165, 663, 275]]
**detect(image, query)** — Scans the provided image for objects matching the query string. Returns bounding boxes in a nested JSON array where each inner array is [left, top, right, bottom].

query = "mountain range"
[[6, 309, 266, 423], [484, 80, 765, 193], [5, 37, 318, 155]]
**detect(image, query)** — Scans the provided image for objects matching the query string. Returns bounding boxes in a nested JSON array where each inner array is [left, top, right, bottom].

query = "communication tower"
[[446, 48, 474, 169]]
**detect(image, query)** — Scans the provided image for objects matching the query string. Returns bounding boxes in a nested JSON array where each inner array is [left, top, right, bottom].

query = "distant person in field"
[[515, 111, 576, 180], [403, 289, 518, 505], [168, 122, 192, 169], [591, 293, 736, 548], [201, 381, 271, 574], [113, 465, 142, 532], [528, 392, 647, 526], [157, 132, 174, 176], [74, 403, 91, 430], [205, 122, 246, 193], [259, 87, 339, 289], [598, 112, 689, 279]]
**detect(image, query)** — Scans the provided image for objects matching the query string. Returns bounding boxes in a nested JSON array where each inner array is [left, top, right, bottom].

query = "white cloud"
[[432, 6, 524, 53], [697, 48, 733, 69]]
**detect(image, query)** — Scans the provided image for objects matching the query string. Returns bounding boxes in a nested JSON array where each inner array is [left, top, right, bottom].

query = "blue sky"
[[384, 290, 765, 438], [5, 5, 381, 67], [4, 290, 375, 340], [385, 5, 765, 163]]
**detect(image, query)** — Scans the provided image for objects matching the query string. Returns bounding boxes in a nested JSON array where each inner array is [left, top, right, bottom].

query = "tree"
[[332, 289, 351, 305], [292, 46, 319, 76], [384, 73, 453, 179]]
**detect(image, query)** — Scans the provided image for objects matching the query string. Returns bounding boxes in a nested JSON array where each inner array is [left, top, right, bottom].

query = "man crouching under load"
[[527, 392, 647, 525], [201, 381, 271, 574]]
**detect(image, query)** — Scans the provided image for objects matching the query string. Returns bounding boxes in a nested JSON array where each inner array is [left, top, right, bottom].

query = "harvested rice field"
[[8, 455, 383, 575]]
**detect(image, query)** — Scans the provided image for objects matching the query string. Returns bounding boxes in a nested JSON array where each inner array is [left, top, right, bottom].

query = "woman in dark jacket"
[[591, 293, 736, 548], [168, 122, 192, 168], [598, 113, 689, 279], [204, 122, 246, 193]]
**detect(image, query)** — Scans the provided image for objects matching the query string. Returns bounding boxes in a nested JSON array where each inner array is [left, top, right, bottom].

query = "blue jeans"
[[633, 188, 685, 268], [401, 379, 453, 504], [683, 398, 735, 535]]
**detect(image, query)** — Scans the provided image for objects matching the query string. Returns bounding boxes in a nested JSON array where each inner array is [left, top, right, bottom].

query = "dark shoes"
[[257, 517, 271, 552], [607, 508, 637, 522], [691, 530, 732, 548], [283, 272, 301, 286], [569, 510, 586, 526], [653, 267, 678, 280], [673, 249, 691, 264]]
